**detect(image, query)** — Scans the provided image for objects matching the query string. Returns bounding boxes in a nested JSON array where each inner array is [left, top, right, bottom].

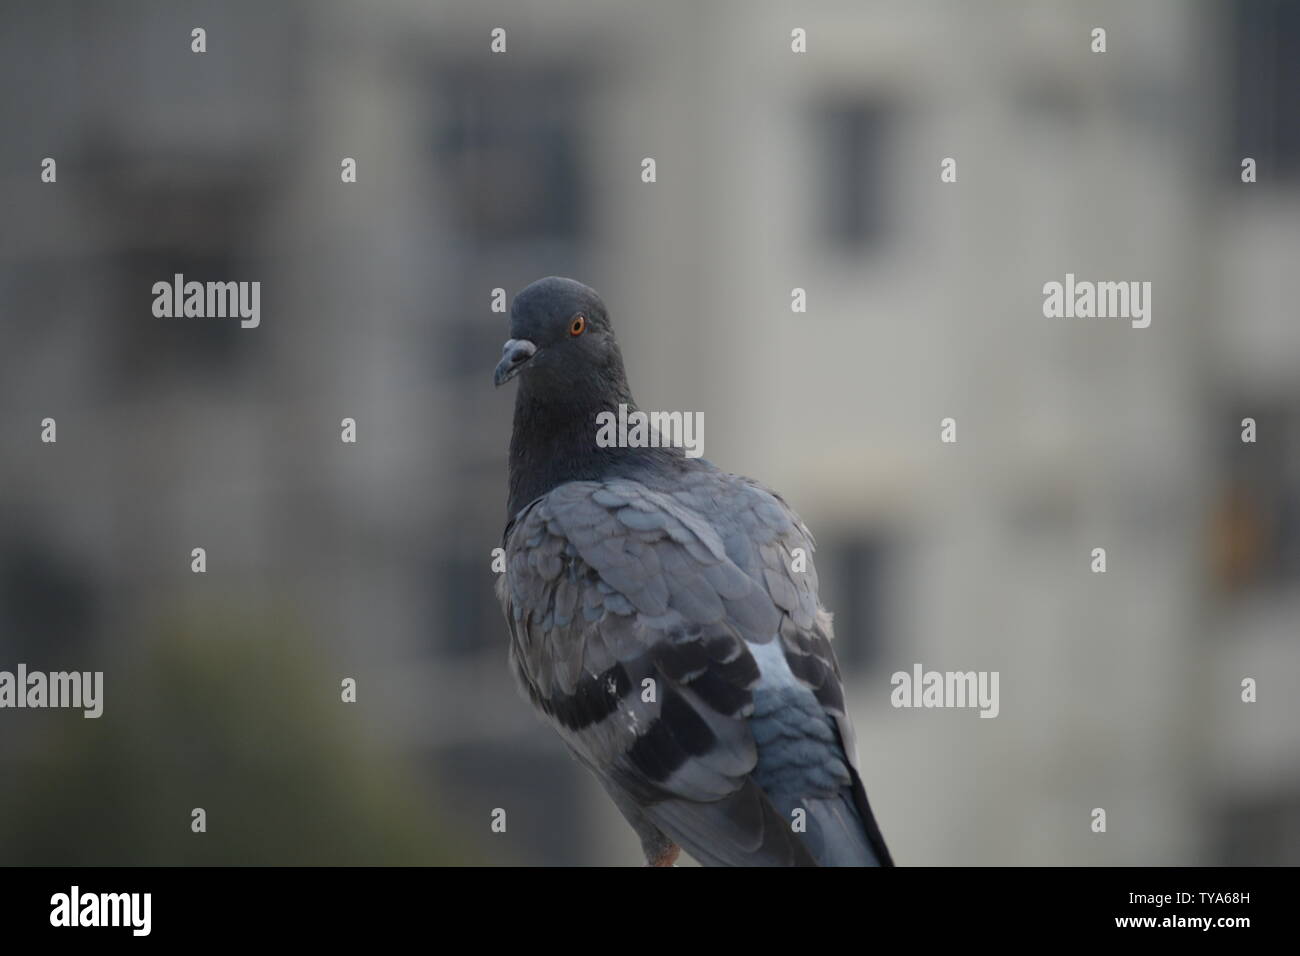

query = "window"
[[1228, 0, 1300, 180], [817, 532, 894, 673], [0, 537, 97, 660], [432, 68, 587, 243], [432, 541, 502, 659], [811, 100, 895, 250], [1217, 790, 1300, 864], [1209, 400, 1300, 593], [112, 248, 247, 388], [93, 169, 271, 393]]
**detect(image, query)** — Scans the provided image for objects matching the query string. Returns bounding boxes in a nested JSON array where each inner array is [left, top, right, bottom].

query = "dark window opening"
[[86, 165, 272, 395], [1228, 0, 1300, 180], [811, 100, 895, 250], [1216, 790, 1300, 864], [432, 68, 587, 244], [817, 532, 893, 673], [432, 531, 502, 659], [1209, 400, 1300, 594]]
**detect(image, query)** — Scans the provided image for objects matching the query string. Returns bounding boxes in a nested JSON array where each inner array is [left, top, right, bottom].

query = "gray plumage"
[[494, 277, 893, 867]]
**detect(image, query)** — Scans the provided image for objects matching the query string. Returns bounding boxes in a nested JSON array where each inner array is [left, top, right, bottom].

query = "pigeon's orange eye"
[[570, 315, 586, 336]]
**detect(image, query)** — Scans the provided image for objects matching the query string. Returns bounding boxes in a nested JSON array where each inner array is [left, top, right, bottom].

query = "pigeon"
[[494, 276, 894, 867]]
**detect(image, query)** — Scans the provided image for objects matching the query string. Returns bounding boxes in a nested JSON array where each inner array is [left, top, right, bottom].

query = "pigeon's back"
[[498, 456, 893, 867]]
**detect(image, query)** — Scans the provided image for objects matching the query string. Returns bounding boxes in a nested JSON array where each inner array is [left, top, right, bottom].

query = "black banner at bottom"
[[0, 866, 1277, 941]]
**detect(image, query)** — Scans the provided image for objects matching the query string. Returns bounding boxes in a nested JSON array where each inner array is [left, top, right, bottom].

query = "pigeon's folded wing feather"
[[499, 475, 818, 865], [732, 478, 894, 865]]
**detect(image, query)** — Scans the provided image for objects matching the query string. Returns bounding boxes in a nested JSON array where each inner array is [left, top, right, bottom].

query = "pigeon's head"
[[493, 277, 623, 393]]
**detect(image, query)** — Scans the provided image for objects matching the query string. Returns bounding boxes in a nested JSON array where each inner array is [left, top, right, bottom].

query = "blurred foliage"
[[0, 604, 471, 865]]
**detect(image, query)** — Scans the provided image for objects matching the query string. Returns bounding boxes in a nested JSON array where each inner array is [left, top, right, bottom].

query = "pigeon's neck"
[[507, 382, 666, 518]]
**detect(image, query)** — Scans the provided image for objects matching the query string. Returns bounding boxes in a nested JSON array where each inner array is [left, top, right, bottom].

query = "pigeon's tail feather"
[[745, 648, 894, 866], [846, 764, 895, 866], [809, 790, 881, 866], [643, 780, 819, 867]]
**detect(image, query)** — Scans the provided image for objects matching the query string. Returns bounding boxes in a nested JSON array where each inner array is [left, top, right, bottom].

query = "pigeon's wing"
[[731, 476, 895, 867], [498, 475, 817, 866]]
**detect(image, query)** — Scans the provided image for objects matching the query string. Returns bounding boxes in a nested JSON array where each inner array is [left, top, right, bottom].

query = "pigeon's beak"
[[494, 338, 537, 387]]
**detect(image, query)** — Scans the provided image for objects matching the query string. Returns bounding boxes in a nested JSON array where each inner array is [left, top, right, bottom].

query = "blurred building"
[[0, 0, 1296, 864]]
